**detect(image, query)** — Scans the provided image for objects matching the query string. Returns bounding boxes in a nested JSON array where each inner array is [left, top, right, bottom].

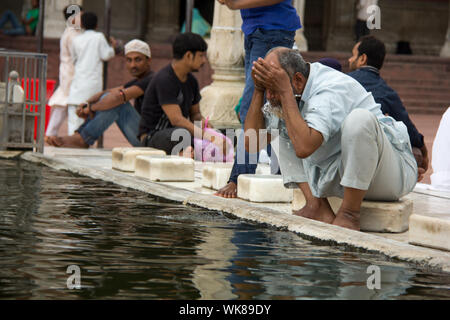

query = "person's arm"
[[162, 104, 203, 139], [164, 104, 227, 153], [218, 0, 284, 10], [253, 58, 323, 158], [99, 33, 115, 61], [76, 85, 145, 118], [189, 104, 213, 129], [90, 86, 144, 112], [244, 69, 270, 153]]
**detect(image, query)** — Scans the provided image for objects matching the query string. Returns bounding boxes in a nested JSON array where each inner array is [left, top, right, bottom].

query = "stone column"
[[44, 0, 83, 39], [200, 2, 245, 129], [293, 0, 308, 51], [441, 1, 450, 57]]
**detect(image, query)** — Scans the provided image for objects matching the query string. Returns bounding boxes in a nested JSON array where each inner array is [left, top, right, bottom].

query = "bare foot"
[[45, 136, 63, 147], [293, 198, 335, 224], [53, 133, 89, 149], [332, 208, 360, 231], [215, 182, 237, 198]]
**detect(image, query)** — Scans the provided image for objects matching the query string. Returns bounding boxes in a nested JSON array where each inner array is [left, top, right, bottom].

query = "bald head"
[[266, 47, 309, 80]]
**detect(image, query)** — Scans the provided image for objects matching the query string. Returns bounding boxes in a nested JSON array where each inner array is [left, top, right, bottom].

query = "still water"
[[0, 160, 449, 300]]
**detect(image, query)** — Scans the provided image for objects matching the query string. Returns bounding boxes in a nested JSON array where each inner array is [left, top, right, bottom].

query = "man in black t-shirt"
[[139, 32, 226, 157], [48, 39, 153, 148]]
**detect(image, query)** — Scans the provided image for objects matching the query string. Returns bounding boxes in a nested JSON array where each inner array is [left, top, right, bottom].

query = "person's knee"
[[342, 109, 376, 139]]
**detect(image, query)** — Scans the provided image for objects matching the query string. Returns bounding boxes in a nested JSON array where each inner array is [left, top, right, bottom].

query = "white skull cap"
[[124, 39, 151, 58]]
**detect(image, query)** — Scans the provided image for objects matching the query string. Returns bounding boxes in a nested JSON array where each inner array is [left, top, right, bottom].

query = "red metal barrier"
[[21, 78, 56, 139]]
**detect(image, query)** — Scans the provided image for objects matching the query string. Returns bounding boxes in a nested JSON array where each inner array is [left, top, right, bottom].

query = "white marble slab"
[[135, 155, 195, 182], [237, 174, 293, 203], [112, 147, 166, 172]]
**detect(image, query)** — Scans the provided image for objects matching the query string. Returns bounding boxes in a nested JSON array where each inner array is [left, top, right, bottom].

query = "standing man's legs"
[[45, 105, 68, 138], [67, 105, 85, 136], [216, 29, 295, 198]]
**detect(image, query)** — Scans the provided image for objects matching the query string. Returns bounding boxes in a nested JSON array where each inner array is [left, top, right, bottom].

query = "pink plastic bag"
[[193, 122, 234, 163]]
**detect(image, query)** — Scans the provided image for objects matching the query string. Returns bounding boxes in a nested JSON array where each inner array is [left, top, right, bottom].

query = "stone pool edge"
[[20, 151, 450, 274]]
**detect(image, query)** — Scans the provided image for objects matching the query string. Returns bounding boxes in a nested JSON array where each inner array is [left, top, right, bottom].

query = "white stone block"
[[112, 147, 166, 172], [202, 164, 233, 190], [237, 174, 293, 203], [255, 164, 271, 175], [360, 197, 413, 233], [292, 190, 413, 233], [409, 213, 450, 251], [135, 155, 195, 182]]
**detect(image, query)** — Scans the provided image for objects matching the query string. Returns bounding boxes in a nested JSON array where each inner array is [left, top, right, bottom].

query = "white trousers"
[[68, 105, 85, 136], [45, 105, 67, 137], [276, 109, 418, 201]]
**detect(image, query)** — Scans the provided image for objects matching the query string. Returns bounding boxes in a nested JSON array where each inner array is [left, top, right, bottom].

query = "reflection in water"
[[0, 160, 449, 300]]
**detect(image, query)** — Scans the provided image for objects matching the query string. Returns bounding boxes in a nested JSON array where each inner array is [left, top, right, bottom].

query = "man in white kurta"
[[67, 11, 115, 135], [46, 8, 82, 139], [247, 48, 418, 231]]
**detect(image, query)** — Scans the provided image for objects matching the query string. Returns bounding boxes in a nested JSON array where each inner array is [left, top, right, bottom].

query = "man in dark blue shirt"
[[348, 35, 429, 182], [215, 0, 301, 198]]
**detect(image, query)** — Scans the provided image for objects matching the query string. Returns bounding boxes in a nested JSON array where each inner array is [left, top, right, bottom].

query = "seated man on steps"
[[348, 35, 429, 182], [246, 47, 418, 231], [138, 32, 227, 158], [48, 39, 153, 148]]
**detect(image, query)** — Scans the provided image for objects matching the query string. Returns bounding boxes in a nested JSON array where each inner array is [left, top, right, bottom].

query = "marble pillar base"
[[200, 78, 244, 129]]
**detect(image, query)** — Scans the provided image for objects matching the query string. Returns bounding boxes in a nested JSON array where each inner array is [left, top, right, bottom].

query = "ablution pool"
[[1, 160, 449, 299]]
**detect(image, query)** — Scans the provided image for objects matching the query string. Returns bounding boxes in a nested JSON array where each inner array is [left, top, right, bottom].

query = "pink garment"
[[194, 128, 234, 163], [48, 27, 81, 107]]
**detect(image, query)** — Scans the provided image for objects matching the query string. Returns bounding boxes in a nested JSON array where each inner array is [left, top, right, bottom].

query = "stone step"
[[397, 93, 450, 102], [112, 147, 166, 172], [237, 174, 293, 203], [393, 85, 450, 96], [135, 155, 195, 182], [403, 100, 449, 114], [202, 164, 233, 190], [409, 213, 450, 251], [292, 190, 413, 233], [386, 79, 450, 88]]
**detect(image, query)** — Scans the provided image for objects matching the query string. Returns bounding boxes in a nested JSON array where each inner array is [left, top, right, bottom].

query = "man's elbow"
[[294, 146, 314, 159]]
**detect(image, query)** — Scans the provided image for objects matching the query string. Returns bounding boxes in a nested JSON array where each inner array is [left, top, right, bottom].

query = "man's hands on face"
[[251, 66, 266, 92], [252, 57, 291, 95]]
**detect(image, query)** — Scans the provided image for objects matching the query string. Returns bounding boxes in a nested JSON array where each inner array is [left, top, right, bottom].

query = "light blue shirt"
[[265, 63, 415, 197]]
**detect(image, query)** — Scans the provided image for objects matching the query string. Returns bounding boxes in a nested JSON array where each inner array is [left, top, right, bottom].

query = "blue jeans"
[[229, 28, 296, 184], [77, 96, 141, 147], [0, 10, 26, 35]]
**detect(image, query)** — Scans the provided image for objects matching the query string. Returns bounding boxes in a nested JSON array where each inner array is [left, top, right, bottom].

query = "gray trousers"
[[276, 109, 418, 201]]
